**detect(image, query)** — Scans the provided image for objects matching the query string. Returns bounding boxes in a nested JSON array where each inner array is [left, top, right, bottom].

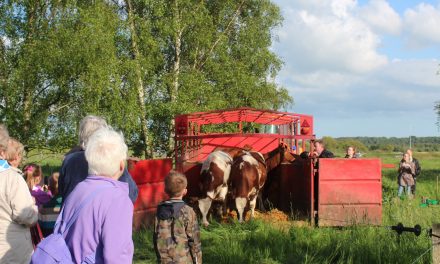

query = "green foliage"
[[0, 0, 292, 157], [333, 136, 440, 154]]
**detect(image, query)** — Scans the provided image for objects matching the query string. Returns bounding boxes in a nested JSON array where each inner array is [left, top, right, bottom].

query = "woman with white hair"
[[0, 124, 38, 263], [57, 127, 134, 263], [59, 115, 138, 202]]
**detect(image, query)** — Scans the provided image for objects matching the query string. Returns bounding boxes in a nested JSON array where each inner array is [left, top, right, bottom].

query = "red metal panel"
[[318, 159, 382, 226], [129, 158, 172, 229], [133, 182, 168, 211], [129, 158, 172, 184]]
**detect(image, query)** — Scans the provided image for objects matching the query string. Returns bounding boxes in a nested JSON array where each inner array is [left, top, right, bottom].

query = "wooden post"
[[433, 224, 440, 264]]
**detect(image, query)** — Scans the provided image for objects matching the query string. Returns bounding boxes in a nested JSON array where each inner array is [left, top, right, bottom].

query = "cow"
[[229, 143, 296, 222], [198, 146, 251, 226]]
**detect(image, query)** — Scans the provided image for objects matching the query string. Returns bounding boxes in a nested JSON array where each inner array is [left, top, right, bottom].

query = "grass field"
[[27, 151, 440, 263]]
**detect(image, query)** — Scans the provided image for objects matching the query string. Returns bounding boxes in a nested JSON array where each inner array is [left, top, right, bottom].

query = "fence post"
[[433, 224, 440, 264]]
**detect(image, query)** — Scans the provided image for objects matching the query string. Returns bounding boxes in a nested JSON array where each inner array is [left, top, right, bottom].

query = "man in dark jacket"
[[313, 140, 335, 158], [406, 149, 421, 195], [59, 115, 138, 203]]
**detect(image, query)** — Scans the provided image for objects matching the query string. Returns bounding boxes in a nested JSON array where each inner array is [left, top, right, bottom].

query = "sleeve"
[[10, 172, 38, 226], [58, 159, 67, 198], [415, 159, 421, 176], [118, 168, 139, 203], [410, 162, 416, 175], [101, 193, 134, 264], [32, 187, 53, 205], [185, 209, 202, 264]]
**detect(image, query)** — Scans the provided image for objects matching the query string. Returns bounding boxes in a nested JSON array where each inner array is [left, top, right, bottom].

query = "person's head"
[[85, 127, 127, 180], [403, 153, 410, 163], [48, 172, 60, 196], [164, 171, 188, 198], [79, 115, 108, 149], [313, 140, 325, 155], [406, 149, 413, 157], [5, 138, 25, 167], [346, 146, 355, 157], [24, 163, 42, 190], [0, 124, 9, 159]]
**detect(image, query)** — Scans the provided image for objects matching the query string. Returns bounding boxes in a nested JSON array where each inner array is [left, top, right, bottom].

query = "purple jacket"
[[31, 185, 52, 207], [61, 175, 133, 263]]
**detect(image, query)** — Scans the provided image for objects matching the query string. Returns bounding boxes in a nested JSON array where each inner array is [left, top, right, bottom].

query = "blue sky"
[[272, 0, 440, 137]]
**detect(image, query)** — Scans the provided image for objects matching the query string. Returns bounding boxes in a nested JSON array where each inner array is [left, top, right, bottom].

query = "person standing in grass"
[[0, 125, 38, 264], [406, 149, 421, 195], [398, 152, 415, 197], [154, 171, 202, 264], [59, 115, 138, 203], [38, 172, 62, 237], [54, 127, 134, 263]]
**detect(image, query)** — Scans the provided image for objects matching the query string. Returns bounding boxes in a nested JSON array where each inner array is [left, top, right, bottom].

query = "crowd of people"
[[0, 116, 201, 264]]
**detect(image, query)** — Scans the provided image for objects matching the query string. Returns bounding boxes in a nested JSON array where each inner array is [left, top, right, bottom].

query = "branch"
[[195, 0, 246, 70], [32, 81, 54, 103]]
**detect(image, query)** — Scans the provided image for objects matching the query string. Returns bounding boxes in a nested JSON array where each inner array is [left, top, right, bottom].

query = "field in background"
[[25, 151, 440, 263]]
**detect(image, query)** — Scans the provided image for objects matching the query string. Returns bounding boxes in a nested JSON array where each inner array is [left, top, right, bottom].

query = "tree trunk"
[[125, 0, 150, 158], [168, 0, 182, 155]]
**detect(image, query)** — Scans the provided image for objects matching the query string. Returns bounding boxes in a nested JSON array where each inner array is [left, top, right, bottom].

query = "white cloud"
[[271, 0, 440, 136], [381, 59, 440, 87], [404, 3, 440, 47], [358, 0, 402, 35], [274, 0, 387, 74]]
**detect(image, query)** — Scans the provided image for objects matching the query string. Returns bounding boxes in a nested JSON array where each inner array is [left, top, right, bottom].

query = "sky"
[[271, 0, 440, 138]]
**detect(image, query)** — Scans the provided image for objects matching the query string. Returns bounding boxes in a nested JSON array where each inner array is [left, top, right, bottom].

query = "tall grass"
[[134, 219, 431, 264]]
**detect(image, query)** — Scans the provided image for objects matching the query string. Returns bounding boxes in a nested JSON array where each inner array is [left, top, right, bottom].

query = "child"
[[5, 138, 25, 174], [38, 172, 63, 237], [23, 164, 52, 206], [153, 171, 202, 264]]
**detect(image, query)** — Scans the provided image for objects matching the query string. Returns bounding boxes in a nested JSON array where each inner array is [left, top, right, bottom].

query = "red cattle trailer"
[[130, 107, 382, 228]]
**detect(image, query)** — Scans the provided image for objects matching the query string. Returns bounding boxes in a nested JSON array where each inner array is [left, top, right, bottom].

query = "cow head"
[[279, 142, 296, 163]]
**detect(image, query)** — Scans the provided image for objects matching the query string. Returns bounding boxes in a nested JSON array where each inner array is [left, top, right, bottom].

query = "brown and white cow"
[[198, 146, 250, 226], [229, 143, 296, 222]]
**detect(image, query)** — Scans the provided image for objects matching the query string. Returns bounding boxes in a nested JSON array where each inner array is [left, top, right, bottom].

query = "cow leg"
[[198, 197, 212, 227], [235, 197, 247, 223], [218, 184, 229, 217], [249, 195, 258, 219]]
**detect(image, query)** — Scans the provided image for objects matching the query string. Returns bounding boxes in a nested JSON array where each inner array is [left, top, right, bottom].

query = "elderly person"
[[0, 124, 38, 264], [59, 115, 138, 202], [59, 127, 134, 263]]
